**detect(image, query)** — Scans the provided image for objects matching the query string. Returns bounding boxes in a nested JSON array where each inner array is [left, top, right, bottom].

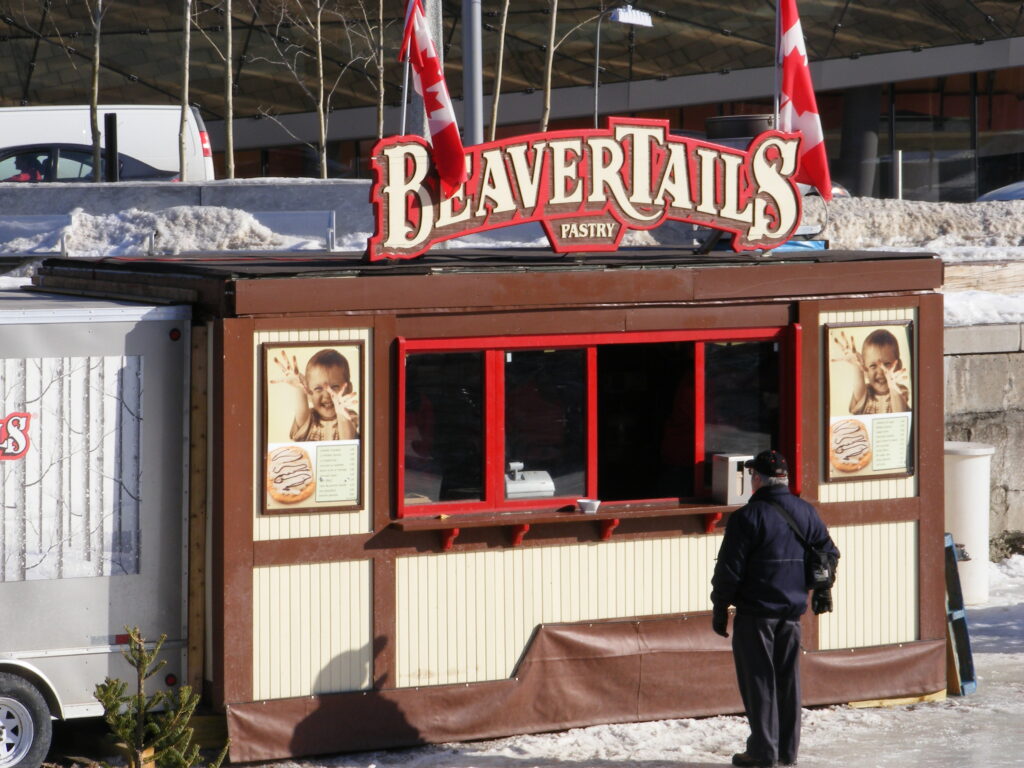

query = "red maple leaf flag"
[[778, 0, 832, 200], [400, 0, 467, 197]]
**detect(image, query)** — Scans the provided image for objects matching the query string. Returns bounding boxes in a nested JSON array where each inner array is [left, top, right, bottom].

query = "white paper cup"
[[577, 498, 601, 514]]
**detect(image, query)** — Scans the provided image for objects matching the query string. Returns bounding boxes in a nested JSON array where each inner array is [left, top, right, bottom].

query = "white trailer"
[[0, 288, 190, 768]]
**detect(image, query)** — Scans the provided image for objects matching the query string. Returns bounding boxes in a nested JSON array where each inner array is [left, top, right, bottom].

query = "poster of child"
[[826, 323, 913, 480], [268, 345, 361, 443], [829, 325, 912, 416], [264, 342, 363, 512]]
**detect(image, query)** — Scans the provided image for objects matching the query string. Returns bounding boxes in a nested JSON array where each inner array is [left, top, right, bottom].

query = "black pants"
[[731, 613, 802, 764]]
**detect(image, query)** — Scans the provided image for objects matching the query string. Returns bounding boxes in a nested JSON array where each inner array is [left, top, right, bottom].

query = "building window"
[[397, 326, 797, 517]]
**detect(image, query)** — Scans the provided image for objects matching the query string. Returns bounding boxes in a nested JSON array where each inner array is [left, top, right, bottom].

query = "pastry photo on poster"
[[826, 321, 914, 481], [262, 341, 364, 512]]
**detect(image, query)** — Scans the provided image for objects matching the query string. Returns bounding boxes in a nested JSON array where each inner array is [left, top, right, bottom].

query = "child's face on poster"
[[307, 363, 351, 421], [863, 342, 900, 395]]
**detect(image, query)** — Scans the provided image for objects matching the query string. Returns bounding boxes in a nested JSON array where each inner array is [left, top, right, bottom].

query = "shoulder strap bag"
[[765, 498, 837, 593]]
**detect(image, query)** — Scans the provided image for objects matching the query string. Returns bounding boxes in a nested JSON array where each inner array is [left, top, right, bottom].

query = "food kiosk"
[[30, 120, 946, 762]]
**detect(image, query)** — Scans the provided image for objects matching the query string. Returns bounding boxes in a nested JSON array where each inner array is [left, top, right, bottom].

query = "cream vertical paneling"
[[252, 559, 372, 700], [818, 522, 918, 651], [252, 327, 372, 540], [395, 533, 723, 688], [819, 307, 918, 502]]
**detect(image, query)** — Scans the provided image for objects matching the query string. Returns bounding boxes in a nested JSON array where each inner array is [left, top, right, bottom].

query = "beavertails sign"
[[368, 117, 804, 260]]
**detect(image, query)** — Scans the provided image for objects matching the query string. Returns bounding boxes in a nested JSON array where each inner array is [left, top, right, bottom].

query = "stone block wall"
[[944, 324, 1024, 534]]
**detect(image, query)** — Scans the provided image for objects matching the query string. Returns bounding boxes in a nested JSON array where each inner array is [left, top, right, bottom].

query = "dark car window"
[[55, 149, 96, 181], [1, 144, 177, 182], [1, 150, 48, 182]]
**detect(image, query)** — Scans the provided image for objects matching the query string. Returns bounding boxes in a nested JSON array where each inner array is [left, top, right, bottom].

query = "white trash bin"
[[944, 441, 995, 605]]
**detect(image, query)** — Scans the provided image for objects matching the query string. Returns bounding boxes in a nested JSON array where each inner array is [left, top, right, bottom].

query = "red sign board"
[[369, 117, 803, 261], [0, 412, 30, 460]]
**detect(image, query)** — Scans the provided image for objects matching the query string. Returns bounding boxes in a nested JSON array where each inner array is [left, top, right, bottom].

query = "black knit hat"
[[745, 449, 788, 478]]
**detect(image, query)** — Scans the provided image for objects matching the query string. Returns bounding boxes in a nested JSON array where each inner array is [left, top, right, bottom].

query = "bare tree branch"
[[488, 0, 510, 142], [242, 0, 385, 177], [540, 0, 558, 132]]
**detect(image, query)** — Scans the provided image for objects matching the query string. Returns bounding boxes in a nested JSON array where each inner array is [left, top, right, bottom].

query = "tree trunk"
[[540, 0, 557, 132], [376, 0, 384, 139], [90, 0, 103, 182], [316, 1, 327, 179], [224, 0, 234, 178], [488, 0, 510, 141], [179, 0, 192, 181]]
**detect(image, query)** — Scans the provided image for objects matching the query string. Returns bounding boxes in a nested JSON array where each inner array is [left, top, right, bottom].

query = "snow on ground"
[[0, 205, 323, 256], [941, 290, 1024, 327], [3, 192, 1024, 327], [803, 196, 1024, 251], [63, 206, 313, 256], [5, 192, 1024, 258], [801, 197, 1024, 327], [244, 555, 1024, 768]]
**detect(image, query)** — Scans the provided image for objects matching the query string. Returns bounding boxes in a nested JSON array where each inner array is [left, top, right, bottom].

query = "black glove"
[[812, 588, 833, 615], [712, 606, 729, 637]]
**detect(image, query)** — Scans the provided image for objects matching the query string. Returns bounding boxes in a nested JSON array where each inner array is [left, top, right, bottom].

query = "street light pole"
[[592, 5, 652, 129], [463, 0, 483, 145], [594, 11, 604, 129]]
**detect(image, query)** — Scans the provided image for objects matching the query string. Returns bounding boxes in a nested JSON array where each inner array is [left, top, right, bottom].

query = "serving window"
[[397, 326, 798, 518]]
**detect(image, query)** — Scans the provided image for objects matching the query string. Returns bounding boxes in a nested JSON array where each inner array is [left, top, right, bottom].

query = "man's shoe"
[[731, 752, 775, 767]]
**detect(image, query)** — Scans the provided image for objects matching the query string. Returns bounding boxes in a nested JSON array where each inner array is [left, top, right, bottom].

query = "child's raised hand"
[[883, 361, 910, 397], [830, 332, 865, 372], [271, 353, 308, 393], [331, 387, 360, 435]]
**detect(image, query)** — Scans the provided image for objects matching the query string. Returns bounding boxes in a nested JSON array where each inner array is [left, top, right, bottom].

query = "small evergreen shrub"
[[990, 530, 1024, 562], [94, 627, 228, 768]]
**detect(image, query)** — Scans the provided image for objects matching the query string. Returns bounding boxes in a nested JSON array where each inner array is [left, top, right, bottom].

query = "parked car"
[[0, 144, 179, 183], [977, 180, 1024, 201], [0, 104, 214, 181]]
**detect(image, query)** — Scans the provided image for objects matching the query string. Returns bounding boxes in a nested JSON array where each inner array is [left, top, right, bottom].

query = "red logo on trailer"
[[368, 117, 804, 261], [0, 412, 30, 459]]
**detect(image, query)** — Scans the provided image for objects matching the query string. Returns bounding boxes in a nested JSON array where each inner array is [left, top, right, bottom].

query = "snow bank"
[[66, 206, 292, 256], [0, 205, 322, 257], [800, 197, 1024, 328], [3, 193, 1024, 261], [942, 290, 1024, 327], [3, 195, 1024, 330], [803, 196, 1024, 251]]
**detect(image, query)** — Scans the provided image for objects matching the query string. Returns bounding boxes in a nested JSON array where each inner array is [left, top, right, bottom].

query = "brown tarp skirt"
[[227, 616, 945, 762]]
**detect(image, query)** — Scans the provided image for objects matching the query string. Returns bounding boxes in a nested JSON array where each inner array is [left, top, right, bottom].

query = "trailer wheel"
[[0, 673, 51, 768]]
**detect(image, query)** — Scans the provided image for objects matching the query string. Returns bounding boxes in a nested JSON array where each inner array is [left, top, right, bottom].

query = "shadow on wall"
[[289, 637, 423, 758]]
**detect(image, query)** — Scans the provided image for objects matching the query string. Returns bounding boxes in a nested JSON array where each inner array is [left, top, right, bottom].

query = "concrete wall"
[[945, 324, 1024, 534]]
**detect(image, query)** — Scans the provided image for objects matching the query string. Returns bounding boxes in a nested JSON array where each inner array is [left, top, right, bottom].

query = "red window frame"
[[397, 324, 802, 518]]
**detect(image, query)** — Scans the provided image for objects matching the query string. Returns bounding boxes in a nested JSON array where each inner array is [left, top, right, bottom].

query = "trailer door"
[[0, 296, 190, 720]]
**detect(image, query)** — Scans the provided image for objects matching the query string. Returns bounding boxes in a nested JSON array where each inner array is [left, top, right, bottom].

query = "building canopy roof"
[[1, 1, 1020, 125]]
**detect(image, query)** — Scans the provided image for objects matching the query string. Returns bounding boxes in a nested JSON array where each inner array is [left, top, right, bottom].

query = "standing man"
[[711, 449, 839, 768]]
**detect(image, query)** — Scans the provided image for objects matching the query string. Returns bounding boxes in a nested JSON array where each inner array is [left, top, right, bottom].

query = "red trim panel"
[[398, 326, 790, 518]]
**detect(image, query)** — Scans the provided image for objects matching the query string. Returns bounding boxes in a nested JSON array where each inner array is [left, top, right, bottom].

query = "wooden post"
[[187, 324, 208, 694]]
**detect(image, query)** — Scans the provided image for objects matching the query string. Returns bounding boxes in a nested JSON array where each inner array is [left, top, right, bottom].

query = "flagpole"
[[401, 58, 410, 135], [400, 0, 413, 135], [773, 0, 780, 129]]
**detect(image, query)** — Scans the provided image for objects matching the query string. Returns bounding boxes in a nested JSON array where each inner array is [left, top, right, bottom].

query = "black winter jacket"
[[711, 484, 839, 620]]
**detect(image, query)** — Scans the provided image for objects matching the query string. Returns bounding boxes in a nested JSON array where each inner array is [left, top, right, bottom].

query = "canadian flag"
[[400, 0, 467, 198], [778, 0, 832, 200]]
